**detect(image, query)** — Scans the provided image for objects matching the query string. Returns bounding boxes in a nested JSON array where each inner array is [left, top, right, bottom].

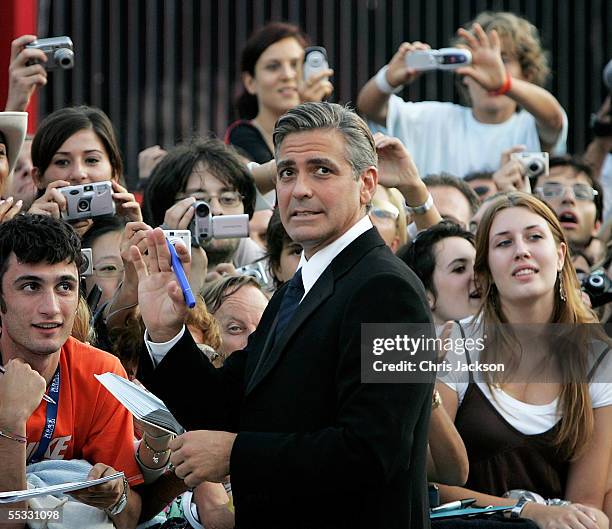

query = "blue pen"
[[166, 239, 196, 308]]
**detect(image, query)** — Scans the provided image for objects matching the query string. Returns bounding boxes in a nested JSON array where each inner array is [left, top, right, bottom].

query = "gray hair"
[[273, 102, 377, 179]]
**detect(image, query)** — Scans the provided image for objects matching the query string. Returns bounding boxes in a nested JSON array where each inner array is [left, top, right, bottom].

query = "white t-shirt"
[[441, 318, 612, 435], [379, 97, 568, 178]]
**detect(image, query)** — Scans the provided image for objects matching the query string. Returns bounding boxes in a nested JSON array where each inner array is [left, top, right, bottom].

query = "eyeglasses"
[[93, 264, 124, 278], [536, 182, 598, 202], [175, 190, 244, 208]]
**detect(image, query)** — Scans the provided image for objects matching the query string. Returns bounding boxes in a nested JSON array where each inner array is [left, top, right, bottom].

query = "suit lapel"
[[244, 228, 386, 396]]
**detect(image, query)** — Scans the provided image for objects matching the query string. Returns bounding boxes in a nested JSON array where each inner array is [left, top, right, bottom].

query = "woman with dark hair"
[[28, 106, 142, 237], [225, 21, 333, 163], [400, 221, 480, 325], [437, 192, 611, 528]]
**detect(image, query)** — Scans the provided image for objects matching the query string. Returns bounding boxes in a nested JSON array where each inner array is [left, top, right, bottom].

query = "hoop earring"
[[559, 271, 567, 302]]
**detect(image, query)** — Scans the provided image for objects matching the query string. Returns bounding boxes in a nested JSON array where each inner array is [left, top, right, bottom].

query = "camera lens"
[[77, 198, 91, 212], [589, 275, 605, 289], [196, 202, 210, 217], [54, 48, 74, 69], [527, 160, 544, 176], [80, 253, 90, 275]]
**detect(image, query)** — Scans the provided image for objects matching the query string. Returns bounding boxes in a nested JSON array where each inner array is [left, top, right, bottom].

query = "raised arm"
[[357, 42, 430, 126], [374, 133, 442, 230], [4, 35, 47, 112]]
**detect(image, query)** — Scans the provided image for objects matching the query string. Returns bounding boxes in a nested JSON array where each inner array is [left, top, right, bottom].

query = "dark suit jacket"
[[142, 228, 435, 529]]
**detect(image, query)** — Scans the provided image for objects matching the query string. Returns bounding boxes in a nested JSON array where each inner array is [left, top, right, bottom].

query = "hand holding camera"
[[454, 23, 507, 93], [110, 180, 143, 222], [385, 41, 431, 88], [493, 145, 531, 193], [5, 35, 48, 112], [299, 47, 334, 103]]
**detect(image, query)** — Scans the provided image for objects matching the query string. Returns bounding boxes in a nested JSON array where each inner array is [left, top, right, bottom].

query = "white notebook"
[[0, 472, 124, 503], [95, 372, 185, 435]]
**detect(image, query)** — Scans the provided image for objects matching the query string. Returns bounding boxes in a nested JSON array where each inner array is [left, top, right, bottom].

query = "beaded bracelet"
[[0, 429, 27, 444], [142, 436, 171, 464]]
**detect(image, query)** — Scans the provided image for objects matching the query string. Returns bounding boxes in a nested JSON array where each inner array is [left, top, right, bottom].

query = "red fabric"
[[25, 337, 144, 485], [0, 0, 38, 132]]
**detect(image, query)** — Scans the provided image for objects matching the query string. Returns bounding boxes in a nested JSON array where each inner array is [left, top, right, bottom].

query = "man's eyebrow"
[[14, 274, 79, 283], [306, 157, 339, 169], [276, 160, 296, 172], [13, 275, 42, 283]]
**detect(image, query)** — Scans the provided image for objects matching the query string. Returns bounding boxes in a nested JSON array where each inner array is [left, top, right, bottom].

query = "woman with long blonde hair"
[[437, 192, 611, 529]]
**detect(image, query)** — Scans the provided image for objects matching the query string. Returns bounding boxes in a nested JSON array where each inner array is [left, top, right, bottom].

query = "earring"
[[559, 271, 567, 302]]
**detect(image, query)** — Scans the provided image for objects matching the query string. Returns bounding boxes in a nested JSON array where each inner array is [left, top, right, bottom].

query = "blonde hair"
[[374, 187, 408, 248], [474, 192, 602, 459], [71, 296, 96, 344]]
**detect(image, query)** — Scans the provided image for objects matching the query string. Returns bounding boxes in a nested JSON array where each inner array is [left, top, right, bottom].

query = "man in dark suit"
[[134, 102, 434, 528]]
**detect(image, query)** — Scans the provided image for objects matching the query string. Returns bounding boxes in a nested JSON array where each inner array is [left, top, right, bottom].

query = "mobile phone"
[[303, 46, 329, 82]]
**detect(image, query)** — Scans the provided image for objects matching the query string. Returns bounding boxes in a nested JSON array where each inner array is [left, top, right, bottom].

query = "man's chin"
[[203, 238, 240, 267]]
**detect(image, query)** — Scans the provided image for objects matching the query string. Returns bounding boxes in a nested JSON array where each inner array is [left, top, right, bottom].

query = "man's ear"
[[359, 166, 378, 206], [242, 72, 257, 96]]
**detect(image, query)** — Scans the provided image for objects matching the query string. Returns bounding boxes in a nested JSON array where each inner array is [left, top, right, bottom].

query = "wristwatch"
[[510, 497, 530, 519], [405, 193, 434, 216], [106, 476, 129, 517]]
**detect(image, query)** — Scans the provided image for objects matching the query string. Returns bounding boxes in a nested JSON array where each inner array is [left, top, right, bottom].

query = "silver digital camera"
[[162, 229, 192, 258], [190, 201, 249, 244], [511, 152, 549, 179], [80, 248, 93, 276], [236, 260, 272, 290], [405, 48, 471, 71], [60, 181, 115, 221], [26, 36, 74, 70]]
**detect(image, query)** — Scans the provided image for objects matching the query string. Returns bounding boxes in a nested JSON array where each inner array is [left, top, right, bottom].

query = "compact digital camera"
[[60, 181, 115, 221], [582, 268, 612, 308], [26, 36, 74, 70], [236, 260, 272, 290], [405, 48, 471, 71], [162, 229, 192, 258], [303, 46, 329, 82], [80, 248, 93, 277], [511, 152, 549, 179], [190, 201, 249, 244]]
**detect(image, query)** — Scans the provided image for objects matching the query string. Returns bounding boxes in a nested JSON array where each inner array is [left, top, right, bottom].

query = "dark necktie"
[[274, 268, 304, 344]]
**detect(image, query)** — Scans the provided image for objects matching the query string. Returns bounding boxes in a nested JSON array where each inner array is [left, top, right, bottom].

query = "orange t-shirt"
[[25, 337, 143, 486]]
